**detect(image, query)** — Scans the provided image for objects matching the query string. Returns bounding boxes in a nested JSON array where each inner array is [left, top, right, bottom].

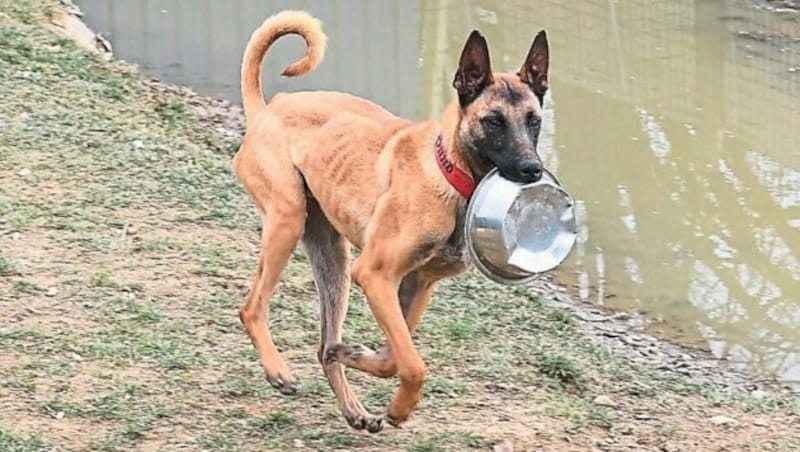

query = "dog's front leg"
[[325, 272, 436, 378], [352, 258, 427, 426]]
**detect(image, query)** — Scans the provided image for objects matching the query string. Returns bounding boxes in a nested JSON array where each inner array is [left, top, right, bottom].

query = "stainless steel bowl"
[[464, 167, 577, 285]]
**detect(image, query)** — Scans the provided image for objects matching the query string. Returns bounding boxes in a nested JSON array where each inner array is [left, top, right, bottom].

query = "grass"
[[90, 271, 116, 288], [0, 254, 15, 275], [407, 431, 484, 451], [536, 353, 586, 391], [12, 280, 41, 294], [0, 428, 48, 452], [0, 1, 798, 451]]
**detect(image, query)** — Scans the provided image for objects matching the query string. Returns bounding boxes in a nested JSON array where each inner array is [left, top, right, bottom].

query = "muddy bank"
[[50, 0, 798, 399], [45, 0, 112, 58]]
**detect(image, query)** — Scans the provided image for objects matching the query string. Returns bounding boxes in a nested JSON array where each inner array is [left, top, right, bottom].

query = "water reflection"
[[77, 0, 800, 384], [78, 0, 423, 118], [540, 1, 800, 383]]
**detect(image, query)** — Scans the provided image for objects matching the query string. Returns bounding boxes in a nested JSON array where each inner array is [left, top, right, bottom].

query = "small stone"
[[132, 139, 144, 149], [622, 335, 641, 346], [486, 383, 509, 393], [54, 411, 65, 420], [12, 232, 21, 241], [46, 287, 58, 297], [493, 439, 514, 452], [18, 168, 32, 177], [574, 312, 609, 322], [593, 395, 618, 408], [126, 224, 138, 236], [709, 415, 736, 426], [753, 418, 769, 427], [618, 425, 634, 435], [751, 389, 769, 400], [292, 439, 305, 448]]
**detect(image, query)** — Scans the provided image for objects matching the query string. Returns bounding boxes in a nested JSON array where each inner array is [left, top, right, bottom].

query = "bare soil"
[[0, 1, 798, 451]]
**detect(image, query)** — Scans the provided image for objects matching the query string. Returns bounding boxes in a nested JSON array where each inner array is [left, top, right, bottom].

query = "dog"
[[232, 10, 550, 433]]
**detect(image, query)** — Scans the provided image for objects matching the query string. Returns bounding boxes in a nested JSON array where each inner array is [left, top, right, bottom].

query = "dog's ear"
[[518, 30, 549, 104], [453, 30, 493, 107]]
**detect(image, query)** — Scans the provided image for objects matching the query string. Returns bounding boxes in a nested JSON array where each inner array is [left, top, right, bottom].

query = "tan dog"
[[233, 10, 550, 433]]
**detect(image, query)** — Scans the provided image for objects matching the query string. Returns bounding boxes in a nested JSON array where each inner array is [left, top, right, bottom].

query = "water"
[[77, 0, 800, 384]]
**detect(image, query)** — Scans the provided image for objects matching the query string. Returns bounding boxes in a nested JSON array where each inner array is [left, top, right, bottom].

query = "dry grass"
[[0, 1, 798, 451]]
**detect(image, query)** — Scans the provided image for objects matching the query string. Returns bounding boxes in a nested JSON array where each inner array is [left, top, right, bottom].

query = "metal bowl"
[[464, 167, 577, 285]]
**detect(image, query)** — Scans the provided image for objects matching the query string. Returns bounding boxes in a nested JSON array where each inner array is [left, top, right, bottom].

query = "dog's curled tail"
[[241, 10, 327, 118]]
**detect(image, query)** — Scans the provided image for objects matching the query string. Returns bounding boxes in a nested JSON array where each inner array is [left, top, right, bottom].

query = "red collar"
[[434, 133, 476, 199]]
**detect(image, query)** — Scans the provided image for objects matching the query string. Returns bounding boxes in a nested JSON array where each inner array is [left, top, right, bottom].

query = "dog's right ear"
[[518, 30, 549, 105], [452, 30, 493, 107]]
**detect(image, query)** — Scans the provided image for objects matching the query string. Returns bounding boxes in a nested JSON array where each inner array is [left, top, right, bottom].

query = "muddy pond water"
[[77, 0, 800, 385]]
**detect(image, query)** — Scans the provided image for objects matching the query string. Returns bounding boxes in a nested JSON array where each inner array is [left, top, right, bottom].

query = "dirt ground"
[[1, 1, 799, 451]]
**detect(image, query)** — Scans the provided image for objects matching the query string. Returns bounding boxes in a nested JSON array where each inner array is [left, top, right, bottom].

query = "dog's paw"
[[384, 405, 413, 428], [384, 412, 403, 428], [265, 371, 298, 395], [345, 413, 384, 434], [324, 343, 369, 365], [365, 416, 384, 434]]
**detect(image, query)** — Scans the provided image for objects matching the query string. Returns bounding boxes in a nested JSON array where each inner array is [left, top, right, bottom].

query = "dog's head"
[[452, 29, 549, 184]]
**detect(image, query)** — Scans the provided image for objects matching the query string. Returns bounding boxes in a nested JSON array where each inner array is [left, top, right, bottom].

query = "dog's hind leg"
[[235, 138, 306, 395], [325, 272, 435, 378], [302, 197, 384, 433]]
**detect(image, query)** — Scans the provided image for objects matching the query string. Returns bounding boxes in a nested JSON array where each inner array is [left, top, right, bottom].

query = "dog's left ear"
[[518, 30, 549, 104]]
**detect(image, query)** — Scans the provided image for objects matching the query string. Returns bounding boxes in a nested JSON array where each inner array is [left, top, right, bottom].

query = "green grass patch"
[[3, 378, 37, 394], [0, 1, 796, 450], [90, 271, 116, 288], [536, 353, 587, 391], [0, 428, 49, 452], [545, 397, 613, 431], [0, 253, 15, 275], [245, 412, 296, 433], [13, 280, 41, 294], [408, 430, 484, 451]]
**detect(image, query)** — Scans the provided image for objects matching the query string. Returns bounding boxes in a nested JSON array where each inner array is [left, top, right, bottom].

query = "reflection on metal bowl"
[[464, 167, 578, 285]]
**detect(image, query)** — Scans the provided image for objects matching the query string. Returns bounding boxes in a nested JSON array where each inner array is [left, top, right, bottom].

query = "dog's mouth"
[[478, 158, 526, 183], [474, 153, 542, 184], [496, 161, 543, 184]]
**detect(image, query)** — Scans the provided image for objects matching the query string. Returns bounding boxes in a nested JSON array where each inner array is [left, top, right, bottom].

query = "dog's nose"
[[518, 160, 543, 182]]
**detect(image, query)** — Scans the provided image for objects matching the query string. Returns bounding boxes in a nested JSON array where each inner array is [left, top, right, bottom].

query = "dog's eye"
[[526, 111, 541, 129], [483, 115, 504, 128]]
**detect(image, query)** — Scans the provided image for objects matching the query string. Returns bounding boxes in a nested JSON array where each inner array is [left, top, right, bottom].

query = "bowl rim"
[[463, 166, 575, 285]]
